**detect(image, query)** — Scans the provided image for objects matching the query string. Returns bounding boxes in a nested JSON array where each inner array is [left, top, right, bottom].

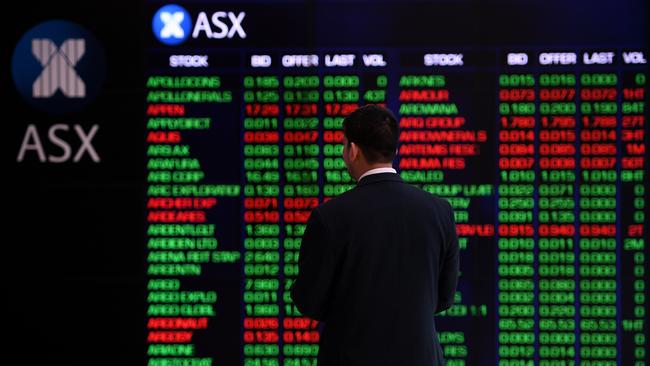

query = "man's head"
[[342, 104, 399, 181]]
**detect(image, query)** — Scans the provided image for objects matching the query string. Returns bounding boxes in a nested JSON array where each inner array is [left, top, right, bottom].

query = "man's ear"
[[349, 142, 360, 162]]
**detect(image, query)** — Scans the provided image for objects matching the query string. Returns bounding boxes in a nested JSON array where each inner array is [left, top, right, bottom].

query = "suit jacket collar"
[[356, 172, 403, 187]]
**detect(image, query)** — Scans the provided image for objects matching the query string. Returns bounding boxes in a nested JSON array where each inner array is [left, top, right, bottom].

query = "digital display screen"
[[141, 2, 649, 365], [5, 1, 647, 366]]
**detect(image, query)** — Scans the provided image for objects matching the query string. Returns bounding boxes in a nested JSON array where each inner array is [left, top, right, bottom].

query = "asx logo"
[[152, 4, 246, 45], [11, 20, 106, 114], [12, 20, 104, 163]]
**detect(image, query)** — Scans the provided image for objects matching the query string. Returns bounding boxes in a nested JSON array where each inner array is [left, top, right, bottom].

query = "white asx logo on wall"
[[12, 20, 105, 163]]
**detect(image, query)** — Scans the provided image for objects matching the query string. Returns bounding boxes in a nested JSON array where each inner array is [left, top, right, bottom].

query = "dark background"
[[2, 1, 145, 364], [2, 0, 647, 365]]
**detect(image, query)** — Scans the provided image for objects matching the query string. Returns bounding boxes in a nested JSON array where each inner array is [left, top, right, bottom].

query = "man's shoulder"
[[315, 186, 358, 215], [400, 182, 452, 210], [316, 180, 450, 216]]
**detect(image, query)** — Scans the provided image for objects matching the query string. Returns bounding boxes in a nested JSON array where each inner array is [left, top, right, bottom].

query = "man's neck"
[[360, 163, 393, 173], [357, 164, 396, 181]]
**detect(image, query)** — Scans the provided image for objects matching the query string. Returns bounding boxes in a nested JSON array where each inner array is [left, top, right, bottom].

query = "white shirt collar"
[[358, 167, 397, 182]]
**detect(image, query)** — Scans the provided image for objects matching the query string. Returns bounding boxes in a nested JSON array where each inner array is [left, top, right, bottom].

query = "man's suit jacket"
[[290, 172, 460, 366]]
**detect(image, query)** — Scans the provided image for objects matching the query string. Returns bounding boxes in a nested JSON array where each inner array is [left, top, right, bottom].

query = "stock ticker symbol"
[[153, 4, 191, 45], [32, 38, 86, 98], [12, 20, 106, 114]]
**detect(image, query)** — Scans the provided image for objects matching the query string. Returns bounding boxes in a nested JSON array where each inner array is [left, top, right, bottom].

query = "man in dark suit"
[[290, 105, 460, 365]]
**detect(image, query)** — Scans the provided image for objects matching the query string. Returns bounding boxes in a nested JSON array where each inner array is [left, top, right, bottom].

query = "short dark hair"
[[343, 105, 399, 164]]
